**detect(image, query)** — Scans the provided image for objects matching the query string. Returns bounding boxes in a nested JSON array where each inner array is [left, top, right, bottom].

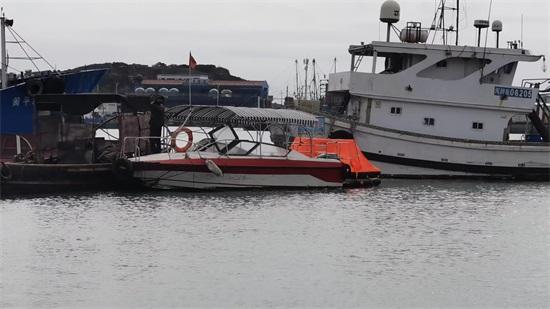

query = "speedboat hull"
[[130, 156, 345, 190]]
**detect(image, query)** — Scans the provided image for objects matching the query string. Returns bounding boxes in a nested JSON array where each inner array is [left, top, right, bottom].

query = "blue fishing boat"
[[0, 13, 108, 159], [1, 69, 107, 135]]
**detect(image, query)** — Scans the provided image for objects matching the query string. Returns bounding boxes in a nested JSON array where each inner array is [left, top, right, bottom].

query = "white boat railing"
[[119, 125, 341, 162]]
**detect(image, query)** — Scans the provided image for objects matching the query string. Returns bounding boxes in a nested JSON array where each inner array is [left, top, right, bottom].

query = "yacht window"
[[417, 57, 491, 80], [423, 117, 435, 126], [390, 107, 402, 115], [472, 122, 484, 130], [378, 54, 427, 74], [383, 55, 403, 74], [323, 91, 350, 114], [480, 62, 517, 84], [504, 63, 515, 74]]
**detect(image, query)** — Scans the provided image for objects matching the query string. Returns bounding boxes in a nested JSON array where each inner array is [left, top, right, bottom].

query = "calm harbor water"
[[1, 180, 549, 308]]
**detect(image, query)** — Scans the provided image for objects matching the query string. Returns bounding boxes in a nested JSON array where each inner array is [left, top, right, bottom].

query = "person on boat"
[[149, 95, 165, 154]]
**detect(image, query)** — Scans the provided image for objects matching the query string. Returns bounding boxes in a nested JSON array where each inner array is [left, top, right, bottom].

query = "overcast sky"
[[2, 0, 548, 101]]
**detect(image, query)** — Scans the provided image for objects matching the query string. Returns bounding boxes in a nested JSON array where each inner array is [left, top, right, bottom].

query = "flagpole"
[[188, 53, 192, 106]]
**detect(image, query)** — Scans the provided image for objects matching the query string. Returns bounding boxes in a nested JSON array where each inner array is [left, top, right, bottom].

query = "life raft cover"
[[290, 137, 381, 176]]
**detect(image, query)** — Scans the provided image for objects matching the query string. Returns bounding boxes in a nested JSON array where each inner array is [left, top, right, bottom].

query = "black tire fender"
[[112, 158, 134, 178], [26, 79, 44, 97], [0, 162, 12, 180]]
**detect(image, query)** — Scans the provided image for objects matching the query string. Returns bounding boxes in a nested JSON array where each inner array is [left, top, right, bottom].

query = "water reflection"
[[1, 180, 549, 307]]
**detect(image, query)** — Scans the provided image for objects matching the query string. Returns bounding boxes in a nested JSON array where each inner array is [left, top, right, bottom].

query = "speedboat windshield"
[[192, 125, 289, 157]]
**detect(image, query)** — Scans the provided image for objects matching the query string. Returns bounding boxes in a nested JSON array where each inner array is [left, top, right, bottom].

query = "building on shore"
[[136, 74, 271, 107]]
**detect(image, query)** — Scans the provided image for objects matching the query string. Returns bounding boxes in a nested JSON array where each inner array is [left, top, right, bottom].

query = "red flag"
[[189, 53, 197, 70]]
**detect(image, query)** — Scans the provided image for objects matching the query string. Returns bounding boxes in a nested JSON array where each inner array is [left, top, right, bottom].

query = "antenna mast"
[[520, 14, 524, 48], [0, 12, 56, 89], [455, 0, 459, 45], [303, 58, 309, 100], [441, 0, 446, 44], [313, 59, 319, 100], [429, 0, 459, 45], [1, 12, 9, 89]]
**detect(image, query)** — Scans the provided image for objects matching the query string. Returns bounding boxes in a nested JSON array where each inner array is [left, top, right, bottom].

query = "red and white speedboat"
[[127, 151, 345, 190], [117, 106, 348, 190]]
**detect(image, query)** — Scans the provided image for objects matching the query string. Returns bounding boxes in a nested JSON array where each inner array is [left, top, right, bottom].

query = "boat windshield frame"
[[181, 122, 316, 158]]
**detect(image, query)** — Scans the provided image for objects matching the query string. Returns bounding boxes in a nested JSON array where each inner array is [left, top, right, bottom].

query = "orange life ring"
[[171, 127, 193, 152]]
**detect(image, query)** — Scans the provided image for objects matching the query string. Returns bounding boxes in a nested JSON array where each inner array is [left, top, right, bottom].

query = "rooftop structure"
[[138, 74, 269, 107]]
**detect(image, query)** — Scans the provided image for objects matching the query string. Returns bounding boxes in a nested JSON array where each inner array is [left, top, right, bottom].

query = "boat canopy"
[[166, 105, 318, 127]]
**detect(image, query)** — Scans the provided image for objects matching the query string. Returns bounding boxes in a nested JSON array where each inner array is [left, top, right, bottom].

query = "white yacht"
[[324, 0, 549, 179]]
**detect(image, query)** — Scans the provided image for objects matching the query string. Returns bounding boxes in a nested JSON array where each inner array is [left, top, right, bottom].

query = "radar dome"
[[492, 20, 502, 32], [380, 0, 400, 23]]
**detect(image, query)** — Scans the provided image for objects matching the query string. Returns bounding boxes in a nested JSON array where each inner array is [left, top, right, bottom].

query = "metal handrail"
[[522, 78, 550, 89], [537, 93, 549, 112]]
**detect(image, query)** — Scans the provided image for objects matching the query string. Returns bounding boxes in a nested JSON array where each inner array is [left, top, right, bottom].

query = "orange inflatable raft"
[[291, 137, 381, 187]]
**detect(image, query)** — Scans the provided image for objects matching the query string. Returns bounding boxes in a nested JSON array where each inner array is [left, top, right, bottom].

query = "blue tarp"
[[62, 69, 106, 94]]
